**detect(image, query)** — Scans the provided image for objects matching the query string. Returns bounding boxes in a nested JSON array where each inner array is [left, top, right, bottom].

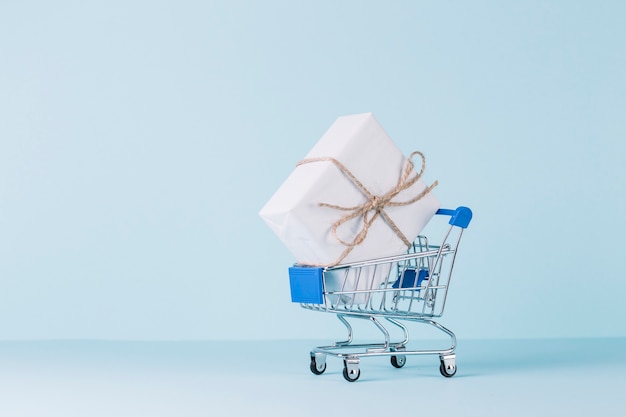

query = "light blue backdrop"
[[1, 0, 624, 341]]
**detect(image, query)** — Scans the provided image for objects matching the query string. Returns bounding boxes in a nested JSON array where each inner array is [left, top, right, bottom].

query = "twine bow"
[[296, 151, 438, 266]]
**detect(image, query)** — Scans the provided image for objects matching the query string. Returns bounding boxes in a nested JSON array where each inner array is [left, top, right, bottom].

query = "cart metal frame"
[[289, 206, 472, 381]]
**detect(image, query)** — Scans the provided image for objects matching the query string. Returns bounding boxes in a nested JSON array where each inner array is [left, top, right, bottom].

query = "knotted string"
[[296, 151, 438, 267]]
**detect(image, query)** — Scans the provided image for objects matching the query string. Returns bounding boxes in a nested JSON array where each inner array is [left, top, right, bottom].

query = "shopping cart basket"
[[288, 206, 472, 381]]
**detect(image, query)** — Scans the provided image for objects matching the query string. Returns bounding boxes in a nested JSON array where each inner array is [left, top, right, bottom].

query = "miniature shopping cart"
[[288, 206, 472, 382]]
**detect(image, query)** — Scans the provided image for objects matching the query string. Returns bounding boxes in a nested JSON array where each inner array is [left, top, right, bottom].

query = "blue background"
[[1, 0, 625, 342]]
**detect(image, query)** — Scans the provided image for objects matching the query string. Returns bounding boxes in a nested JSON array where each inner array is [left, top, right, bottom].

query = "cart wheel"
[[310, 357, 326, 375], [390, 355, 406, 368], [439, 361, 457, 377], [342, 366, 361, 382]]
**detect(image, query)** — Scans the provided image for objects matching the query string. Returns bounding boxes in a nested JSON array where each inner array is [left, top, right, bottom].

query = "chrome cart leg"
[[310, 352, 327, 375], [385, 317, 410, 347], [343, 357, 361, 382], [385, 318, 408, 368], [426, 320, 457, 354], [401, 318, 458, 376], [439, 354, 457, 377], [406, 318, 456, 355], [333, 315, 353, 347], [366, 316, 390, 353], [424, 320, 457, 377]]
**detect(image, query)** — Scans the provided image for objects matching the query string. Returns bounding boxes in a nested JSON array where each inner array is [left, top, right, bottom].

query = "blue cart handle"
[[436, 206, 473, 229]]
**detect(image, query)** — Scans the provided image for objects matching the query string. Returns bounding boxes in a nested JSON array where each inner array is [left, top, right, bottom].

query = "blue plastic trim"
[[436, 206, 473, 229], [392, 268, 429, 289], [288, 266, 324, 304]]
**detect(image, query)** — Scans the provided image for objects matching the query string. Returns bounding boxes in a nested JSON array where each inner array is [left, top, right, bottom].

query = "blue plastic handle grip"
[[436, 206, 472, 229]]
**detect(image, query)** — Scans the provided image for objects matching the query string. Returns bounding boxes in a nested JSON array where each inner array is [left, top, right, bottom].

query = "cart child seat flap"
[[392, 268, 429, 289]]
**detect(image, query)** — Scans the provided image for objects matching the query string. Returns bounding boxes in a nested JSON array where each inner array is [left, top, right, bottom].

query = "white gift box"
[[260, 113, 440, 302]]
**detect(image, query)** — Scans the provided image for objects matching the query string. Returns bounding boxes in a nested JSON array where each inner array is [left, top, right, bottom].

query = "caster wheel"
[[439, 361, 457, 377], [310, 357, 326, 375], [390, 355, 406, 368], [342, 366, 361, 382]]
